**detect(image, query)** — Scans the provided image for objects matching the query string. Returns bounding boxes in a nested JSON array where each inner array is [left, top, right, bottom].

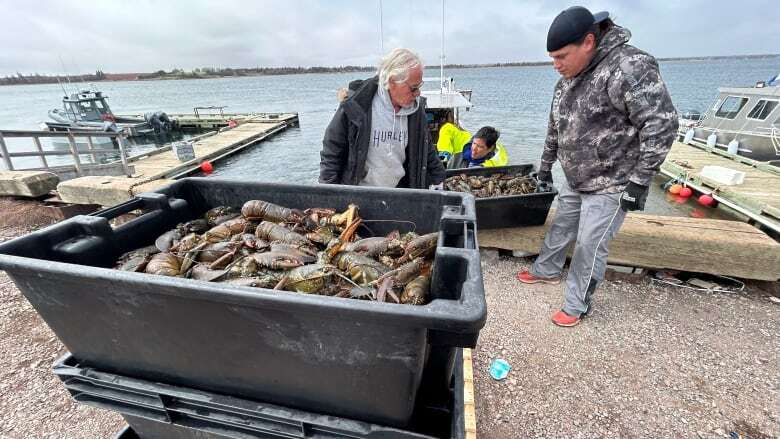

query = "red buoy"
[[689, 208, 706, 219], [698, 194, 715, 206], [669, 184, 683, 195], [200, 161, 213, 173], [679, 187, 693, 198]]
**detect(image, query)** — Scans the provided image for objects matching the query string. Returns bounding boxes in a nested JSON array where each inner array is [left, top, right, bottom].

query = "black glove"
[[620, 182, 649, 212], [536, 170, 553, 184]]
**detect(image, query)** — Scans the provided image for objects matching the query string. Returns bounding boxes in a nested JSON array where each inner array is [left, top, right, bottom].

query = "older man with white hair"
[[320, 48, 445, 189]]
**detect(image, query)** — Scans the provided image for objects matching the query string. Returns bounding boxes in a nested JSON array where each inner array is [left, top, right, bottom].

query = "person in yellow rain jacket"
[[436, 123, 509, 169]]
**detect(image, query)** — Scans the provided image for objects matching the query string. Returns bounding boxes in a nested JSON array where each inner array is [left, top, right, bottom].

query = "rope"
[[360, 219, 418, 233], [651, 273, 745, 294]]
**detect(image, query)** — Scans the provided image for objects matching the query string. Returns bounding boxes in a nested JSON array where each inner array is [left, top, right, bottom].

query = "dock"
[[55, 113, 298, 206], [660, 140, 780, 234], [125, 113, 298, 180], [118, 107, 293, 131]]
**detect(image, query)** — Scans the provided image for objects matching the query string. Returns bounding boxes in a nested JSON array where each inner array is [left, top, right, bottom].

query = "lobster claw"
[[339, 217, 362, 242], [324, 218, 363, 262]]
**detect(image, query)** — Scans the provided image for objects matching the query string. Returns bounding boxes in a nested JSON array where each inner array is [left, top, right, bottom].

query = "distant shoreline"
[[2, 53, 778, 86]]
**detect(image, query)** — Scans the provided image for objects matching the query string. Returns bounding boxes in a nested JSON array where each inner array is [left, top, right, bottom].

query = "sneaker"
[[516, 270, 561, 285], [551, 310, 581, 327]]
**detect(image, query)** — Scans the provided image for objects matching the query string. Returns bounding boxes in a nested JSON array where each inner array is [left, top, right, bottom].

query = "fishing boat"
[[679, 73, 780, 165], [422, 76, 473, 144], [43, 89, 177, 140]]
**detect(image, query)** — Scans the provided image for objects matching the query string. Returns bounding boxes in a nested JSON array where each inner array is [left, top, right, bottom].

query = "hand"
[[620, 182, 649, 212], [536, 170, 553, 184]]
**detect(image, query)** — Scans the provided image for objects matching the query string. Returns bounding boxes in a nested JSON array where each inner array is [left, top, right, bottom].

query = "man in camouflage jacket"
[[517, 7, 678, 327]]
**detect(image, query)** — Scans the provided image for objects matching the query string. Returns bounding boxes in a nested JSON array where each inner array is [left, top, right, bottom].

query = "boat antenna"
[[54, 75, 68, 97], [440, 0, 445, 91], [58, 55, 74, 95], [379, 0, 384, 54], [70, 55, 88, 88]]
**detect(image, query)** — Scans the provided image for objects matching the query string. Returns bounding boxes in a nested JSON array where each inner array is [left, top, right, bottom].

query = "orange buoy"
[[698, 194, 715, 206], [200, 161, 214, 173], [679, 187, 693, 198], [669, 184, 683, 195]]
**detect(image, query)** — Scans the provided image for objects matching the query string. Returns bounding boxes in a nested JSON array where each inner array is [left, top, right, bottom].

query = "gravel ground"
[[0, 207, 777, 438], [473, 254, 779, 439], [0, 223, 124, 438]]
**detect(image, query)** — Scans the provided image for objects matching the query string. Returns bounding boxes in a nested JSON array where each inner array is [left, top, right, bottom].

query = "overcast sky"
[[1, 0, 777, 76]]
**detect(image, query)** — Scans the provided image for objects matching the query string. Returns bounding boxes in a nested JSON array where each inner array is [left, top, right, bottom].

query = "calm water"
[[1, 56, 778, 216]]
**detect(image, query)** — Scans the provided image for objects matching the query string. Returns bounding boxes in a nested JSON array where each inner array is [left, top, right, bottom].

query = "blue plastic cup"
[[488, 358, 511, 380]]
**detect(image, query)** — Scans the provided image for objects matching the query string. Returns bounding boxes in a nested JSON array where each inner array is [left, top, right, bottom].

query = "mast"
[[379, 0, 384, 54], [440, 0, 445, 90]]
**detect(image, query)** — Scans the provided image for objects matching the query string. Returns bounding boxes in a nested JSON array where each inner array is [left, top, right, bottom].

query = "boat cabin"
[[421, 76, 473, 144], [701, 86, 780, 133], [681, 81, 780, 163], [57, 90, 115, 123]]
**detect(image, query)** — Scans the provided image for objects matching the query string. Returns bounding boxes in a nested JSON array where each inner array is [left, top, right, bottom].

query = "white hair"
[[377, 48, 423, 89]]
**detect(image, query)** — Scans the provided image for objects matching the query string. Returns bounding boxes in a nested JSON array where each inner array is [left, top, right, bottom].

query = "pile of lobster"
[[114, 200, 437, 305], [444, 173, 538, 198]]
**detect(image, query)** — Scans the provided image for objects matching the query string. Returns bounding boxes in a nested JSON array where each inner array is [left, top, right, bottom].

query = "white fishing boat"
[[679, 73, 780, 165]]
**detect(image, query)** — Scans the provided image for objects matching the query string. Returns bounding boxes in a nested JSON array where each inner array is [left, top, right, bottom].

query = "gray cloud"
[[1, 0, 777, 76]]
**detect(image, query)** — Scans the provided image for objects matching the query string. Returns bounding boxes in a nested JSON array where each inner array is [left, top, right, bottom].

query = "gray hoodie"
[[359, 85, 420, 187], [319, 76, 445, 189]]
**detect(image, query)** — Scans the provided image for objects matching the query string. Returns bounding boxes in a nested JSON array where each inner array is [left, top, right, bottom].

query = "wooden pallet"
[[463, 348, 477, 439], [479, 210, 780, 281]]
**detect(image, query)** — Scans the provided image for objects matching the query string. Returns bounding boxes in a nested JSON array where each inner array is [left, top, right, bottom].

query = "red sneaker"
[[551, 310, 581, 327], [516, 270, 561, 285]]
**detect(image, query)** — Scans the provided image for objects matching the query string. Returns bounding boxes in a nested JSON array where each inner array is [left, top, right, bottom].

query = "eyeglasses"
[[407, 81, 424, 93]]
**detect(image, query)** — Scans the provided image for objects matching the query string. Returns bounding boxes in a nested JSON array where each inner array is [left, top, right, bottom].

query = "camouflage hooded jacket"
[[540, 25, 678, 192]]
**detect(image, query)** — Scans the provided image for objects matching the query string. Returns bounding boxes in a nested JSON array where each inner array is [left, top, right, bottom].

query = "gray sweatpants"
[[531, 181, 626, 316]]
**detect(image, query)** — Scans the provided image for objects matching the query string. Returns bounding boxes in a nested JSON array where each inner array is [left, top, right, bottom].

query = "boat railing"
[[0, 129, 132, 177], [772, 126, 780, 155], [193, 106, 227, 119], [685, 124, 780, 138]]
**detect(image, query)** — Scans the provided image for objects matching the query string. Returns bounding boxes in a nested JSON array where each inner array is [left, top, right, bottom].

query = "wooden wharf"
[[125, 113, 298, 180], [54, 113, 299, 206], [660, 140, 780, 234], [117, 108, 296, 131]]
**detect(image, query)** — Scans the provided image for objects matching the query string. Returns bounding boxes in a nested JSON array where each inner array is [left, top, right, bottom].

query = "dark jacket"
[[540, 25, 678, 192], [319, 76, 446, 189]]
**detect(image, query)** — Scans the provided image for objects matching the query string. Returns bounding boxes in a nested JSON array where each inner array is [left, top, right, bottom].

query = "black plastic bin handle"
[[91, 193, 186, 223], [91, 197, 146, 220], [425, 242, 487, 347], [87, 193, 191, 255]]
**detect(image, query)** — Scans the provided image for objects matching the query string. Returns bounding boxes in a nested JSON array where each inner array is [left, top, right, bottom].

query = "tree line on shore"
[[3, 53, 777, 86], [0, 70, 106, 86], [0, 62, 561, 85]]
